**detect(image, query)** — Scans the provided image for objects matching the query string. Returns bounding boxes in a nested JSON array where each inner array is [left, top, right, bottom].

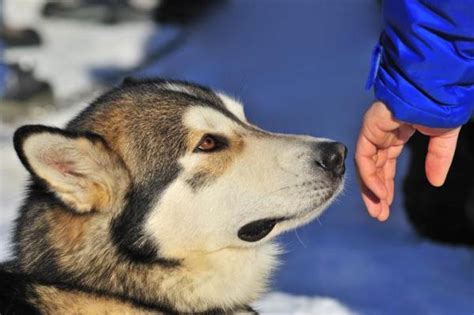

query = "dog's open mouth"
[[238, 217, 287, 242], [237, 196, 340, 243]]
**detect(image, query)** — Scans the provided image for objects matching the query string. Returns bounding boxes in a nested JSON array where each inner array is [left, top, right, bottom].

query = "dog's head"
[[14, 79, 346, 262]]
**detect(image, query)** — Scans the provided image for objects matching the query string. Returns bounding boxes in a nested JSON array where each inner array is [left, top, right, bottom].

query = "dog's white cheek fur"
[[145, 179, 233, 255], [145, 134, 337, 256], [145, 193, 280, 310]]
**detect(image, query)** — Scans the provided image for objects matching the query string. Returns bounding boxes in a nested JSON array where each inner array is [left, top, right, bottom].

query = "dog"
[[0, 78, 346, 314]]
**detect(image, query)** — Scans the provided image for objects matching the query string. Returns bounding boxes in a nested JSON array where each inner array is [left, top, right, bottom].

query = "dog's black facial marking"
[[111, 189, 161, 263], [108, 123, 188, 263], [112, 183, 181, 266], [238, 218, 286, 242]]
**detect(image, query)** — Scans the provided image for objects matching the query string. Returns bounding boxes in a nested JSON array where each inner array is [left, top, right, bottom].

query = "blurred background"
[[0, 1, 472, 314]]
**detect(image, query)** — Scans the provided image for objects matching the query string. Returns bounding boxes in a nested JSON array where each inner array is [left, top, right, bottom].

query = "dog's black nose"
[[314, 142, 347, 176]]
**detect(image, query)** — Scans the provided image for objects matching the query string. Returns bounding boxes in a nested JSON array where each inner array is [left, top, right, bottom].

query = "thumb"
[[425, 128, 461, 187]]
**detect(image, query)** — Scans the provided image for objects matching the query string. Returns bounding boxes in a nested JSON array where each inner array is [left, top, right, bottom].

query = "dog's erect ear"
[[14, 125, 130, 213]]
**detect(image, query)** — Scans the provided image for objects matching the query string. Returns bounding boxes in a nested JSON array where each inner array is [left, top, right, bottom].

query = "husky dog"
[[0, 79, 346, 314]]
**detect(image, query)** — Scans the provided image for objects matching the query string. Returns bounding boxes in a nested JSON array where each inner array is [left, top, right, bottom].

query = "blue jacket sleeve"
[[369, 0, 474, 128]]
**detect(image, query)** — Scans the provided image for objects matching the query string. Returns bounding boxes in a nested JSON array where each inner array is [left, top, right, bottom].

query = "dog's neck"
[[17, 204, 279, 313], [162, 244, 278, 312]]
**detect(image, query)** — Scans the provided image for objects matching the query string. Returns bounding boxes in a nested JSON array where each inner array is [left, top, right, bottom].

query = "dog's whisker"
[[294, 229, 307, 248], [263, 185, 295, 195]]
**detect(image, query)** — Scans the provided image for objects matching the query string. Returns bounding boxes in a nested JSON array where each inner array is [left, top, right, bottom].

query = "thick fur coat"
[[0, 79, 346, 314]]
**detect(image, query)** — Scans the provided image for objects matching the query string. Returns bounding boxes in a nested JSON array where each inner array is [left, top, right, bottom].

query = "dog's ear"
[[14, 125, 130, 213]]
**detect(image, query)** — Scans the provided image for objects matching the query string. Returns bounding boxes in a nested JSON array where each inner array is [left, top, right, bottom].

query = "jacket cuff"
[[374, 78, 473, 128]]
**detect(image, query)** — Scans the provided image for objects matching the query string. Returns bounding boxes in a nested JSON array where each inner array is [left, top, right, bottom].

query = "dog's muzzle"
[[238, 142, 347, 243]]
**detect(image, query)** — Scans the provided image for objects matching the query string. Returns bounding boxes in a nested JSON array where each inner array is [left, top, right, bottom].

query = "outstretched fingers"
[[425, 128, 461, 187]]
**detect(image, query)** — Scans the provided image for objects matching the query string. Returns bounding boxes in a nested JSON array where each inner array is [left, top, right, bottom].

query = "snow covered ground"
[[1, 1, 473, 314]]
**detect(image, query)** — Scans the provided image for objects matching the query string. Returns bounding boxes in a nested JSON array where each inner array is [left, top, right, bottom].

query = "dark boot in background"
[[404, 120, 474, 246], [42, 0, 150, 25], [0, 27, 41, 47], [0, 63, 54, 122]]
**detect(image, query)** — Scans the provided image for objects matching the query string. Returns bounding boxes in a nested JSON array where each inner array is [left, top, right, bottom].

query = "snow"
[[4, 21, 153, 99], [256, 292, 353, 315], [1, 1, 473, 314]]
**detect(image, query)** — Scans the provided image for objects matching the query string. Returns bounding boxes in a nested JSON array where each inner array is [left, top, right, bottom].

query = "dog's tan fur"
[[32, 286, 155, 315]]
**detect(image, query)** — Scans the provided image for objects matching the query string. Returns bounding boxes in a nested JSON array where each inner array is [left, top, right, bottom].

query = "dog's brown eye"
[[198, 136, 216, 151], [195, 134, 228, 153]]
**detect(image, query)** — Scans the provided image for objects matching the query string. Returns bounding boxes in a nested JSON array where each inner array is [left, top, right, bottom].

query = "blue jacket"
[[369, 0, 474, 128]]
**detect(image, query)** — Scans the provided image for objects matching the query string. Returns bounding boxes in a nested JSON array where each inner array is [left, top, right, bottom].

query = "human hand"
[[355, 101, 461, 221]]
